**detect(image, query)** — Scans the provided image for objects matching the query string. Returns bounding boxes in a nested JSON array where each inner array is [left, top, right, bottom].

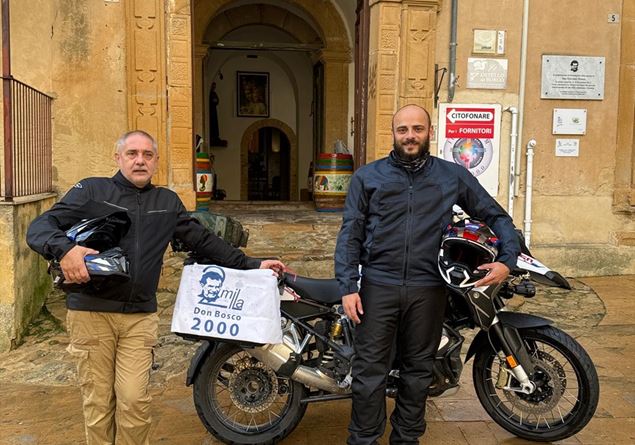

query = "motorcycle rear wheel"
[[473, 326, 599, 442], [193, 343, 307, 445]]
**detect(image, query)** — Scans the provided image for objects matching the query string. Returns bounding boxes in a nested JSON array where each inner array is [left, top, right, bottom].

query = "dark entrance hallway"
[[247, 127, 291, 201]]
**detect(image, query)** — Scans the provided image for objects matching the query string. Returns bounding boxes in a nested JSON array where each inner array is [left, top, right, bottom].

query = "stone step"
[[159, 203, 345, 289], [219, 204, 343, 278], [205, 202, 343, 261], [209, 200, 318, 212]]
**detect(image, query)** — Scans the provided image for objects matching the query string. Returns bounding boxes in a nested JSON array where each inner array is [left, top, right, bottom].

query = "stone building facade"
[[0, 0, 632, 351]]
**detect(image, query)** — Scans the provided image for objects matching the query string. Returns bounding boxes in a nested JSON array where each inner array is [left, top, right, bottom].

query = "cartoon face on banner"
[[198, 266, 242, 309], [442, 137, 494, 177]]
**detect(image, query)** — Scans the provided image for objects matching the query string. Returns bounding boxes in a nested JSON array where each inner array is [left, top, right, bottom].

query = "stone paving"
[[1, 205, 633, 444]]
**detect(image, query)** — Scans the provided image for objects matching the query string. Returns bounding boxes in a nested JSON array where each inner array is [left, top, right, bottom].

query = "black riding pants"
[[347, 281, 447, 445]]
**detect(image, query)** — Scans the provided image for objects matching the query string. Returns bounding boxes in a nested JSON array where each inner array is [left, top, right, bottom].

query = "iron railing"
[[2, 75, 53, 199]]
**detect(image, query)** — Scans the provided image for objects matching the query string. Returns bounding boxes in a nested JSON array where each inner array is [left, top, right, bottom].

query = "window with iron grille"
[[1, 76, 53, 199]]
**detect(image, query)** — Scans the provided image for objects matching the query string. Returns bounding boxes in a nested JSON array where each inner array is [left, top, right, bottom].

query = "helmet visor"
[[442, 238, 496, 271]]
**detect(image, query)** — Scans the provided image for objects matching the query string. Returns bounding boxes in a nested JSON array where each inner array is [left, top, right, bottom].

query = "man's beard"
[[393, 138, 430, 162]]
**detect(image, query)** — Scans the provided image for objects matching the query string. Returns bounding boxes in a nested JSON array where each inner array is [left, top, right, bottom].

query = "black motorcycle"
[[182, 250, 599, 444]]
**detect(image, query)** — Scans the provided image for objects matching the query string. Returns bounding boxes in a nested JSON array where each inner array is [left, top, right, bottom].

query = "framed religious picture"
[[237, 71, 270, 117]]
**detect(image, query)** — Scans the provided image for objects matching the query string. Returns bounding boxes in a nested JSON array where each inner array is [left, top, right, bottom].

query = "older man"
[[27, 130, 284, 445], [335, 105, 519, 444]]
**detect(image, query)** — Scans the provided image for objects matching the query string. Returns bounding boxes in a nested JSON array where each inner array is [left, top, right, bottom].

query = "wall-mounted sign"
[[472, 30, 506, 55], [555, 139, 580, 157], [473, 30, 497, 54], [437, 103, 502, 196], [497, 31, 506, 54], [541, 55, 605, 100], [467, 58, 508, 90], [552, 108, 587, 135]]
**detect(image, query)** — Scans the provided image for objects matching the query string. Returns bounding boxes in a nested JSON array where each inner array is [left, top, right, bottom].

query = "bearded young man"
[[335, 105, 519, 444]]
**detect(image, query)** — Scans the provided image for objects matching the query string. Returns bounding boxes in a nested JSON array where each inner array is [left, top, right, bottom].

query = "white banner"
[[171, 264, 282, 344]]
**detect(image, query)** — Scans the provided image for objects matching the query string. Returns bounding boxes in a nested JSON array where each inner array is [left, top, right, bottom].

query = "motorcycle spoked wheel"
[[473, 326, 599, 442], [193, 343, 307, 445]]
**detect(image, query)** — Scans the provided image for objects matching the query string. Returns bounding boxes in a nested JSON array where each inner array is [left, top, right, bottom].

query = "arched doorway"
[[241, 119, 298, 200], [192, 0, 351, 202]]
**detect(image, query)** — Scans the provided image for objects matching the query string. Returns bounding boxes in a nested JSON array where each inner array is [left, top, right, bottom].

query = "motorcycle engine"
[[428, 327, 464, 397]]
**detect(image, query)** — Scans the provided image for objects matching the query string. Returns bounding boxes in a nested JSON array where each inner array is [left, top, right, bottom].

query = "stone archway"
[[240, 119, 298, 201], [203, 4, 323, 45], [197, 4, 321, 143], [193, 0, 349, 53], [193, 0, 351, 156]]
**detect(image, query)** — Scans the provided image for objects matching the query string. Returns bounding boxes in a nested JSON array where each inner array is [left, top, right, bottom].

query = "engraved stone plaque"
[[541, 55, 605, 100]]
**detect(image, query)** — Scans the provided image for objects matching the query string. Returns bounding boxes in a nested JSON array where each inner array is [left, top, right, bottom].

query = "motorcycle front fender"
[[464, 312, 553, 363], [186, 340, 217, 386]]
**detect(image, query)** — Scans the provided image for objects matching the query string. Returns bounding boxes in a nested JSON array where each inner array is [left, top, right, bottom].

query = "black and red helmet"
[[438, 219, 500, 288]]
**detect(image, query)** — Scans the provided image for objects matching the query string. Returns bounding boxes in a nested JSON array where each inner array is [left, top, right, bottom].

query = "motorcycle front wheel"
[[473, 326, 599, 442], [193, 343, 307, 445]]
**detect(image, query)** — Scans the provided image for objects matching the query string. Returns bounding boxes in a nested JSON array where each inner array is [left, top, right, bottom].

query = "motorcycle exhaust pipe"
[[246, 343, 350, 395]]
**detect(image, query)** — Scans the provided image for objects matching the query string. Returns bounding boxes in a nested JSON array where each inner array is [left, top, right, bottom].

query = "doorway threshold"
[[208, 200, 317, 212]]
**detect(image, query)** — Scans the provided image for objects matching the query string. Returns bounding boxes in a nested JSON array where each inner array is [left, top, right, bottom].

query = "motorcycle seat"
[[283, 274, 342, 305]]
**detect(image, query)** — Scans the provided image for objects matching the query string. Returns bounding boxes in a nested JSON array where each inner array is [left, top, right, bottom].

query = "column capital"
[[314, 49, 352, 64], [194, 44, 209, 58], [370, 0, 441, 8], [402, 0, 441, 6]]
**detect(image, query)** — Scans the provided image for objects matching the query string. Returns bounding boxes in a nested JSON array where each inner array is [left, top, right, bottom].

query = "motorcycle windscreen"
[[515, 254, 571, 289]]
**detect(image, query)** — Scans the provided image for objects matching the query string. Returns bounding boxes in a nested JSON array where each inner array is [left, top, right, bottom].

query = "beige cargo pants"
[[66, 309, 159, 445]]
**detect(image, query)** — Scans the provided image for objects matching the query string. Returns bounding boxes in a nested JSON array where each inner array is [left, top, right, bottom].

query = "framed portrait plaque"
[[237, 71, 269, 117]]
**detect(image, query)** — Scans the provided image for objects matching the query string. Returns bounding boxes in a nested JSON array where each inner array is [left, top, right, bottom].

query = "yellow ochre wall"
[[360, 0, 634, 276]]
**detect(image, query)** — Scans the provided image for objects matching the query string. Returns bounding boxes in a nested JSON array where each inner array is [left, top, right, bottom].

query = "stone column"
[[317, 50, 351, 153], [614, 0, 635, 213], [166, 1, 196, 209], [193, 44, 209, 143], [125, 0, 168, 185], [366, 0, 440, 161], [398, 1, 438, 110]]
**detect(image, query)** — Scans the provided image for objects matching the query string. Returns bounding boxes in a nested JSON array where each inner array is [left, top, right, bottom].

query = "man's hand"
[[59, 245, 99, 284], [342, 292, 364, 324], [259, 259, 285, 277], [474, 261, 510, 287]]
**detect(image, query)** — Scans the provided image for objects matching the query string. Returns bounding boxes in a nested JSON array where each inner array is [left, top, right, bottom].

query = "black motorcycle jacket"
[[27, 171, 261, 313], [335, 154, 520, 296]]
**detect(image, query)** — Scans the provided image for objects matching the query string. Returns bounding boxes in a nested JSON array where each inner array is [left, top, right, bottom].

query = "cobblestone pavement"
[[1, 205, 633, 444]]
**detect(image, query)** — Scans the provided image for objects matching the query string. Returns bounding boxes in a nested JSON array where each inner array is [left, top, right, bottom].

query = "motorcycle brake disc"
[[503, 350, 566, 414], [228, 357, 279, 414]]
